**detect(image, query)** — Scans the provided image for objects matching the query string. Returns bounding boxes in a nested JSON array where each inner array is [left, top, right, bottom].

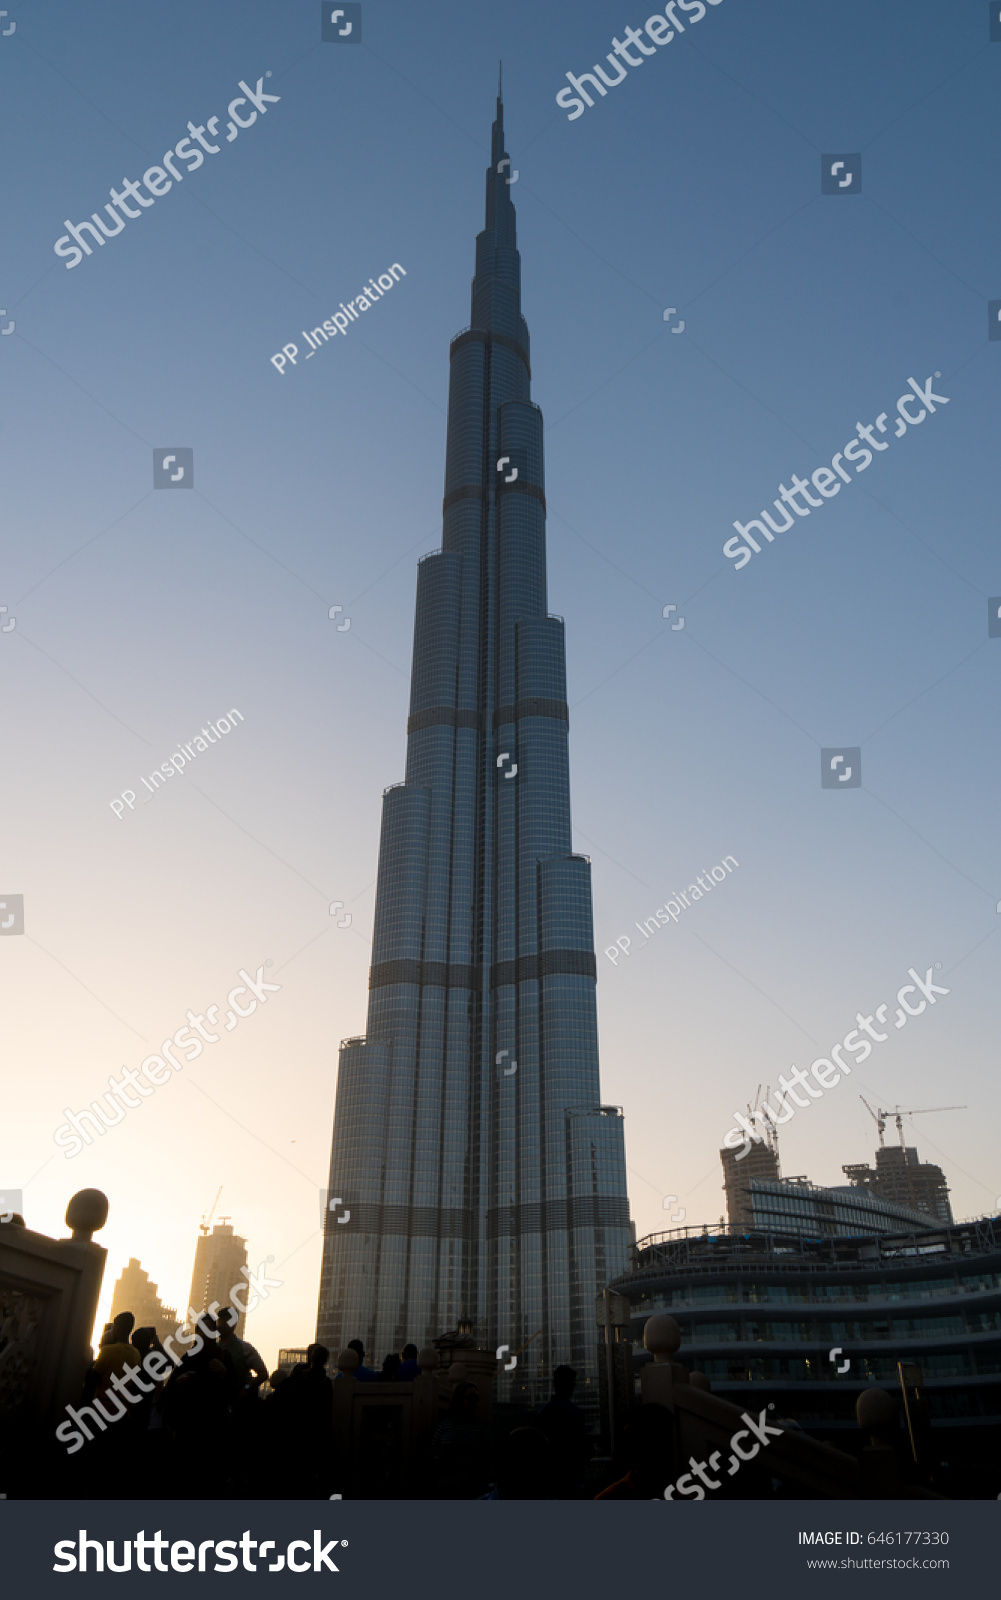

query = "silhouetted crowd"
[[50, 1309, 624, 1499], [60, 1308, 336, 1498]]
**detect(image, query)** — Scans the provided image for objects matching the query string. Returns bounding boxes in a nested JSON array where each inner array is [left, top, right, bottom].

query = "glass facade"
[[746, 1177, 935, 1237], [316, 95, 631, 1400], [611, 1219, 1001, 1426]]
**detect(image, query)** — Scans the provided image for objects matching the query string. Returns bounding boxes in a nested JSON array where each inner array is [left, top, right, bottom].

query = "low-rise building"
[[742, 1174, 936, 1237], [609, 1216, 1001, 1495]]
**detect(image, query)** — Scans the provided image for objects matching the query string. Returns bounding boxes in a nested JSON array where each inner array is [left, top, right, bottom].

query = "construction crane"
[[747, 1084, 781, 1172], [859, 1097, 884, 1144], [859, 1098, 965, 1150], [200, 1185, 222, 1236]]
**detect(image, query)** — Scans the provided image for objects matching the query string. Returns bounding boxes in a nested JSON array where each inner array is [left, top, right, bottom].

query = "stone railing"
[[639, 1314, 944, 1499], [0, 1189, 109, 1425], [330, 1342, 498, 1497]]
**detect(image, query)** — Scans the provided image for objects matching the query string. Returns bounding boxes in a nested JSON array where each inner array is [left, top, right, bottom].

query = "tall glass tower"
[[317, 91, 631, 1404]]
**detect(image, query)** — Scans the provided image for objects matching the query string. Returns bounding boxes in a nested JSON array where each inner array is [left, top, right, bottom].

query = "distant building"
[[608, 1215, 1001, 1487], [721, 1141, 780, 1229], [109, 1258, 178, 1343], [843, 1145, 953, 1225], [721, 1136, 951, 1237], [186, 1220, 248, 1338], [741, 1176, 936, 1237]]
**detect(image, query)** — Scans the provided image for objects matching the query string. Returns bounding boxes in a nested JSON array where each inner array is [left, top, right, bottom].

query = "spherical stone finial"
[[448, 1362, 468, 1387], [417, 1345, 437, 1373], [643, 1314, 681, 1361], [65, 1189, 109, 1238], [337, 1348, 360, 1375], [688, 1370, 711, 1392], [856, 1386, 898, 1432]]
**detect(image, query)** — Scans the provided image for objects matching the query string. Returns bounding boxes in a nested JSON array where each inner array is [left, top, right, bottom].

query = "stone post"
[[856, 1386, 902, 1498]]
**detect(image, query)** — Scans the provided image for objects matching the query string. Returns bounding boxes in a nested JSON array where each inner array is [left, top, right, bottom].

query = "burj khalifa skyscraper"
[[317, 89, 631, 1402]]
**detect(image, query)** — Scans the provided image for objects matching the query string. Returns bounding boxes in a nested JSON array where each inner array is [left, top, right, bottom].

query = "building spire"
[[489, 75, 509, 187]]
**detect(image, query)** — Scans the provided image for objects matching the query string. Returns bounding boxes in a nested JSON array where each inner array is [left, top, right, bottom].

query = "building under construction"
[[841, 1099, 955, 1225], [721, 1139, 781, 1230], [842, 1146, 952, 1225], [720, 1143, 940, 1238], [186, 1219, 248, 1338], [722, 1093, 956, 1233]]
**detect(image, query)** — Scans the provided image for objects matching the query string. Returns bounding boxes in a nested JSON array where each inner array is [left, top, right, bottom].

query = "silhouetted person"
[[483, 1427, 555, 1499], [130, 1326, 159, 1359], [380, 1352, 402, 1381], [124, 1328, 160, 1433], [273, 1344, 335, 1496], [595, 1404, 675, 1499], [430, 1382, 491, 1499], [91, 1312, 139, 1402], [216, 1306, 268, 1396], [211, 1306, 267, 1494], [346, 1339, 378, 1381], [128, 1328, 170, 1492], [71, 1312, 142, 1471], [79, 1323, 115, 1405], [162, 1313, 231, 1460], [536, 1364, 588, 1496], [396, 1343, 420, 1380]]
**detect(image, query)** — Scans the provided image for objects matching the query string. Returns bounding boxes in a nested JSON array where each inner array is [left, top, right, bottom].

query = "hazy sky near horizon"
[[2, 0, 999, 1368]]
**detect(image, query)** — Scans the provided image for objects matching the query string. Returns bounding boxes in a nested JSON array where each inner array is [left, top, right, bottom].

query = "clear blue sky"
[[2, 0, 998, 1364]]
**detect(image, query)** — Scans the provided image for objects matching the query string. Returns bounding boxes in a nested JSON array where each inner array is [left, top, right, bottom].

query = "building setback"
[[109, 1257, 178, 1344], [317, 90, 631, 1402]]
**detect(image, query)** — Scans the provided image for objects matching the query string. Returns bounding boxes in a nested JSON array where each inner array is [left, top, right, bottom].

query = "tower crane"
[[859, 1098, 964, 1149], [747, 1084, 781, 1171], [200, 1185, 222, 1236]]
